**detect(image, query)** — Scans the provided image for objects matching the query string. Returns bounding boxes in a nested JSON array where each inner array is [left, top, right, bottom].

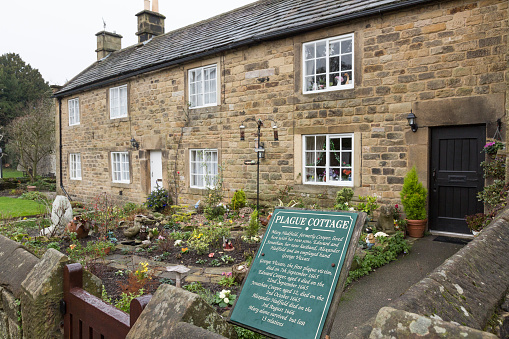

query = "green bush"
[[145, 187, 172, 212], [231, 189, 247, 210], [400, 167, 427, 220], [19, 191, 48, 202], [334, 188, 354, 210], [244, 209, 259, 237]]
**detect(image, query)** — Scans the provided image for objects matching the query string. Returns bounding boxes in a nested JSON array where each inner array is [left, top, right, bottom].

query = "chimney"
[[135, 0, 165, 43], [95, 31, 123, 60]]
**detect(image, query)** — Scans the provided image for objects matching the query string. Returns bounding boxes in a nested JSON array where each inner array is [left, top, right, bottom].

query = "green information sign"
[[230, 208, 362, 339]]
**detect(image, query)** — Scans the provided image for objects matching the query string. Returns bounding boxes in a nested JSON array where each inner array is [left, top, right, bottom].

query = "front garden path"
[[330, 235, 466, 338]]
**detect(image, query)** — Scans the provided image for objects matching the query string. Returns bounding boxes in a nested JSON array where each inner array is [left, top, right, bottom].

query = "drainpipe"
[[58, 98, 72, 201]]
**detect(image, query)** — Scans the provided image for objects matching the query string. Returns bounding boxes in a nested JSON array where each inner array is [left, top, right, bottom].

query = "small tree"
[[6, 96, 54, 180], [400, 166, 427, 220]]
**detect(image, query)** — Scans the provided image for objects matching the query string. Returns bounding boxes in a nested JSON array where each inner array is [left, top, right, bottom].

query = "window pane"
[[305, 168, 316, 182], [209, 67, 216, 80], [305, 60, 315, 76], [305, 136, 315, 151], [316, 58, 326, 74], [330, 41, 340, 56], [330, 152, 341, 166], [342, 137, 352, 150], [330, 57, 339, 73], [305, 76, 315, 91], [317, 167, 326, 182], [304, 43, 315, 60], [330, 168, 341, 182], [190, 70, 196, 83], [305, 151, 315, 166], [316, 74, 326, 90], [316, 41, 326, 57], [340, 72, 352, 85], [341, 39, 352, 54], [330, 73, 341, 87], [316, 136, 326, 150], [341, 54, 352, 71]]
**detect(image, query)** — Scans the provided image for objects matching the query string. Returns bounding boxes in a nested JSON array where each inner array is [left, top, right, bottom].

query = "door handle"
[[432, 168, 437, 181]]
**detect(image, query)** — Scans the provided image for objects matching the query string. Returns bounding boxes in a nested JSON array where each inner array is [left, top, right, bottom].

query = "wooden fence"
[[63, 263, 151, 339]]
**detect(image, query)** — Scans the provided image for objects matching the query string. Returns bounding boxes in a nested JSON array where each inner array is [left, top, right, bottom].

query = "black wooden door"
[[429, 125, 485, 234]]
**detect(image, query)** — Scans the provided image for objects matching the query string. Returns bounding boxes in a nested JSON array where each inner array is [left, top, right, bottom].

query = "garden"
[[0, 174, 414, 338]]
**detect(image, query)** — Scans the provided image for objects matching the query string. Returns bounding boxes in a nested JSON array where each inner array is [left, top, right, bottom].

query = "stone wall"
[[346, 207, 509, 338], [0, 236, 101, 339], [57, 0, 508, 208]]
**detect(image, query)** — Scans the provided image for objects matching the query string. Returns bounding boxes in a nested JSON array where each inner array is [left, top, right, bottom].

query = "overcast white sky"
[[0, 0, 258, 86]]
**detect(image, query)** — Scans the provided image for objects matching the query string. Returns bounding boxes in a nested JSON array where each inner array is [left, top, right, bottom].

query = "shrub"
[[231, 189, 247, 210], [145, 187, 172, 212], [355, 195, 379, 217], [334, 188, 354, 210], [19, 191, 49, 203], [244, 209, 259, 237], [465, 212, 493, 231], [400, 167, 427, 220]]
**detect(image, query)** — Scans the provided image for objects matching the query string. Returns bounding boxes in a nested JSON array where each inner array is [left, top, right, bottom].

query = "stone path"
[[102, 251, 233, 285]]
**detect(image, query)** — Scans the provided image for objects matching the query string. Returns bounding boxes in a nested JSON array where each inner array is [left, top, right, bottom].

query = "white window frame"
[[69, 153, 82, 180], [111, 152, 130, 183], [68, 98, 80, 126], [303, 33, 354, 94], [190, 149, 218, 189], [109, 84, 128, 119], [188, 65, 217, 109], [303, 133, 354, 186]]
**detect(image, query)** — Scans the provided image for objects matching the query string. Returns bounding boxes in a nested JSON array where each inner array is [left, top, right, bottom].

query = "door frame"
[[428, 124, 486, 236]]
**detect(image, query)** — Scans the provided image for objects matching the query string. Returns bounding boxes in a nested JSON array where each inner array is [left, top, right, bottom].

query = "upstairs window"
[[303, 134, 353, 186], [190, 149, 218, 188], [189, 65, 217, 108], [111, 152, 130, 183], [110, 85, 128, 119], [303, 34, 354, 93], [68, 98, 80, 126], [69, 153, 81, 180]]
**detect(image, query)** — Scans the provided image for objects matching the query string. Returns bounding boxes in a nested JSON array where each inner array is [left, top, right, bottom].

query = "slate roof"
[[55, 0, 434, 97]]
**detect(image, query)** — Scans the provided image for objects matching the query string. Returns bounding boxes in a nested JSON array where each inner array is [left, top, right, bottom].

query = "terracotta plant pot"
[[406, 219, 427, 238], [27, 185, 37, 192]]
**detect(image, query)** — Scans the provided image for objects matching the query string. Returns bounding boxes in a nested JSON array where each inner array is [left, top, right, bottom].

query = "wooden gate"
[[63, 263, 151, 339], [429, 125, 485, 234]]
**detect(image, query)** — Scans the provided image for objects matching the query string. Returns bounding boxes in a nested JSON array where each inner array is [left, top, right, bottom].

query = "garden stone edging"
[[346, 208, 509, 338]]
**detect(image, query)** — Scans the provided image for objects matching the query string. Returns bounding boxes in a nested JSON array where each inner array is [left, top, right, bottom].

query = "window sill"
[[70, 178, 82, 181], [303, 181, 354, 187], [69, 123, 80, 127], [109, 116, 129, 122], [111, 182, 131, 188], [303, 84, 354, 94]]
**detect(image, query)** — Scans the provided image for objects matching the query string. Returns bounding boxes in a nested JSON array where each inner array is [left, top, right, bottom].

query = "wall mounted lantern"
[[130, 137, 140, 150], [239, 124, 245, 141], [407, 110, 418, 132]]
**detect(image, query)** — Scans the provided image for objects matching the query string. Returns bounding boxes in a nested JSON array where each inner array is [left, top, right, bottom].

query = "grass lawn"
[[1, 168, 24, 179], [0, 197, 46, 218]]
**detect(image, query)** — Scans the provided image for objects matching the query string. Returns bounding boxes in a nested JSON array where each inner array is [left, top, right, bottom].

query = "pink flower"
[[395, 204, 398, 209], [208, 253, 215, 258]]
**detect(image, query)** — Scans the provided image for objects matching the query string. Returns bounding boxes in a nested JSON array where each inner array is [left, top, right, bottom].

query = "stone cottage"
[[53, 0, 508, 237]]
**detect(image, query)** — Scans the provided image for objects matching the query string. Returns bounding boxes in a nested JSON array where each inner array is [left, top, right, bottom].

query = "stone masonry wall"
[[57, 0, 508, 208]]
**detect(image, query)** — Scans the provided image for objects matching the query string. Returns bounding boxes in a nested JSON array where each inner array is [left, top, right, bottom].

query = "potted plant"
[[400, 166, 428, 238]]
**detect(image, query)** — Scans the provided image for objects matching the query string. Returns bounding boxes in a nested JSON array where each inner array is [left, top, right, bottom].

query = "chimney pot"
[[144, 0, 150, 10], [152, 0, 159, 12]]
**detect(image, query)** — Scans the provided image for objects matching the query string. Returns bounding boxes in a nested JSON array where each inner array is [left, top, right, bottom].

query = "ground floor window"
[[111, 152, 130, 183], [303, 133, 353, 186], [190, 149, 218, 188], [69, 153, 81, 180]]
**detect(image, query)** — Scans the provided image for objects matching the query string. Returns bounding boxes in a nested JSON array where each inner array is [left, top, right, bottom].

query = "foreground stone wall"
[[347, 207, 509, 338], [0, 236, 101, 339]]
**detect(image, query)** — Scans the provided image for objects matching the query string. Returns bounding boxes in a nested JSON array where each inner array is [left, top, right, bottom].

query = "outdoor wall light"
[[407, 111, 418, 132], [273, 125, 279, 141], [240, 124, 245, 141], [130, 137, 140, 150]]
